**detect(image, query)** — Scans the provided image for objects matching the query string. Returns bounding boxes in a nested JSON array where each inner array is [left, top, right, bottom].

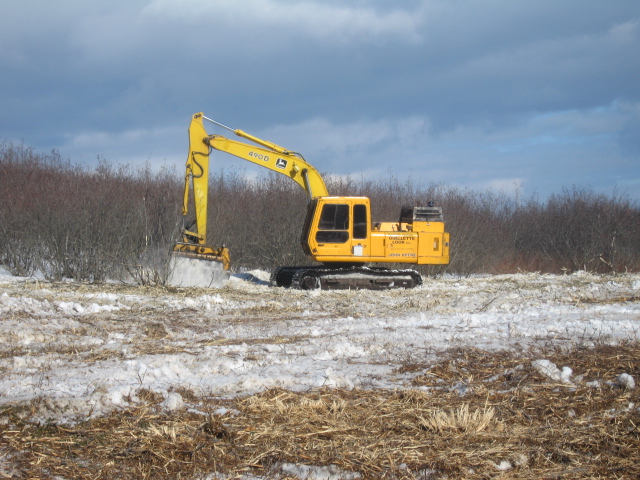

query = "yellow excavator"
[[169, 112, 449, 290]]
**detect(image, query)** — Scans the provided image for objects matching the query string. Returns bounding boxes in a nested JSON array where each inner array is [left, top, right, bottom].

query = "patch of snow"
[[616, 373, 636, 389], [162, 392, 184, 411], [280, 463, 361, 480], [0, 270, 638, 427], [450, 381, 471, 396], [531, 360, 573, 384], [231, 270, 272, 285]]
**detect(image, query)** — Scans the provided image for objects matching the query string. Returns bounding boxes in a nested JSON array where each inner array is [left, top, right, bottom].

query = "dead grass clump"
[[418, 403, 496, 434], [144, 321, 167, 339], [136, 388, 164, 404]]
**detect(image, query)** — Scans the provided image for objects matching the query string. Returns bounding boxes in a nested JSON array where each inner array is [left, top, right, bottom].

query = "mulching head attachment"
[[167, 243, 230, 288]]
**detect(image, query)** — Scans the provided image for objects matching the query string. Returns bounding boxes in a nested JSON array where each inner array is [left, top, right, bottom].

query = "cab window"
[[316, 203, 349, 243], [353, 204, 367, 239]]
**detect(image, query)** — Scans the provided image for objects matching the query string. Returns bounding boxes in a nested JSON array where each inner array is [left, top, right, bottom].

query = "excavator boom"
[[198, 114, 328, 199]]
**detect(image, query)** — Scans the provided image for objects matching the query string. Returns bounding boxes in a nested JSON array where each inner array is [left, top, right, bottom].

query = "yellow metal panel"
[[385, 234, 418, 261], [182, 113, 211, 245], [370, 233, 386, 258]]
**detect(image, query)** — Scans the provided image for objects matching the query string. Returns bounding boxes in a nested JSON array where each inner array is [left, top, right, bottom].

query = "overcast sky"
[[2, 0, 639, 199]]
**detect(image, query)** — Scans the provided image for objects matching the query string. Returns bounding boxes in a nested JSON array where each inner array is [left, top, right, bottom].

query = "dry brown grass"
[[1, 342, 638, 479]]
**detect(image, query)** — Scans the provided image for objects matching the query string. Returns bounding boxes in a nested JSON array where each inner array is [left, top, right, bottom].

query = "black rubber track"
[[270, 266, 422, 290]]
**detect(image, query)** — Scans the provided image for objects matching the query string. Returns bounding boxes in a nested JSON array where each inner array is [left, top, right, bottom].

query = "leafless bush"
[[438, 188, 515, 275], [206, 171, 308, 270], [0, 143, 43, 276], [512, 187, 640, 273], [0, 143, 181, 283], [2, 142, 639, 280]]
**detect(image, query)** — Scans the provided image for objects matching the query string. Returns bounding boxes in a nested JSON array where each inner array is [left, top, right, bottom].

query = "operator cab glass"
[[316, 203, 349, 243]]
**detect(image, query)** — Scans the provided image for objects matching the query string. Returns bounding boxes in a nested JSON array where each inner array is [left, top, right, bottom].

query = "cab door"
[[309, 199, 370, 260], [314, 202, 352, 257], [350, 203, 369, 258]]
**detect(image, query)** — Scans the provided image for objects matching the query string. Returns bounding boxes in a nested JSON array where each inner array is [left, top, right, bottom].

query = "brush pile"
[[2, 342, 638, 479]]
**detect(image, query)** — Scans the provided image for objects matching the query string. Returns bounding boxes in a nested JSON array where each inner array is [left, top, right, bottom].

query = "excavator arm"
[[167, 114, 232, 288], [170, 112, 328, 288], [180, 112, 211, 244], [179, 112, 328, 245], [191, 113, 328, 199]]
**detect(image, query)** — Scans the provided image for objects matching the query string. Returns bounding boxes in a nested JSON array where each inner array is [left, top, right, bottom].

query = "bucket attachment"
[[167, 243, 230, 288]]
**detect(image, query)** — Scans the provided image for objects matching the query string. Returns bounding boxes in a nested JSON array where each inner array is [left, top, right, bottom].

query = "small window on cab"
[[353, 204, 367, 239]]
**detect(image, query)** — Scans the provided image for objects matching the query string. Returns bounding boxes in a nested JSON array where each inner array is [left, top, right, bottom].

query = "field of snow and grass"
[[1, 267, 639, 479]]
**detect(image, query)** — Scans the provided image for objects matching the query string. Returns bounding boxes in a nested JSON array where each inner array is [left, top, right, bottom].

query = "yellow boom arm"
[[205, 135, 329, 199], [196, 113, 327, 195], [181, 113, 328, 245]]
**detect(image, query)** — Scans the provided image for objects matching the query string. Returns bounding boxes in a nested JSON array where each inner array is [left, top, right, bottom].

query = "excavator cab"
[[301, 197, 371, 261], [300, 197, 449, 268], [268, 197, 449, 290]]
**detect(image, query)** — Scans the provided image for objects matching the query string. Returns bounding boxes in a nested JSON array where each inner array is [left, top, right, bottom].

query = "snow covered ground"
[[1, 267, 639, 426]]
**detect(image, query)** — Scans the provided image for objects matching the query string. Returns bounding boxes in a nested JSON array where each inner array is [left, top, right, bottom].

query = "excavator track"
[[270, 266, 422, 290]]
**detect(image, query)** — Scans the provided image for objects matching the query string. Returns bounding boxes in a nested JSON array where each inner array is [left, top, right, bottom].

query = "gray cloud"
[[1, 0, 638, 198]]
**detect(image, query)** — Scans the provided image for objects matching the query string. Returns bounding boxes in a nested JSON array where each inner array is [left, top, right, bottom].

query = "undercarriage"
[[270, 265, 422, 290]]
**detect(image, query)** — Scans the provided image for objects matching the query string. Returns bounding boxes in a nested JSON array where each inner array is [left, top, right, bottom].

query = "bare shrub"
[[2, 141, 639, 280], [114, 162, 183, 285], [0, 143, 44, 276], [438, 188, 515, 275], [0, 143, 181, 284], [207, 171, 308, 270], [512, 187, 640, 273]]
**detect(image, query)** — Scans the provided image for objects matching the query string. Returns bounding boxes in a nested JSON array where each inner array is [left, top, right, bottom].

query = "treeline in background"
[[1, 142, 639, 284]]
